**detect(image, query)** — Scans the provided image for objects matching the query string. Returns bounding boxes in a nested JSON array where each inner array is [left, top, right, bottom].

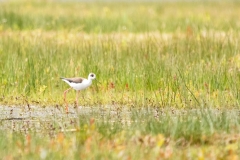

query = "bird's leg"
[[63, 88, 72, 113], [75, 90, 80, 108]]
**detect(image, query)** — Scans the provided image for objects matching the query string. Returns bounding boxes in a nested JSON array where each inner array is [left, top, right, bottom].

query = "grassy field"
[[1, 108, 240, 159], [0, 0, 240, 159]]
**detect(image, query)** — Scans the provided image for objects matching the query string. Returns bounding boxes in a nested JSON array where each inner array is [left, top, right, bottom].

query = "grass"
[[0, 1, 240, 108], [0, 0, 240, 159], [1, 30, 240, 108], [0, 1, 240, 32], [0, 108, 240, 159]]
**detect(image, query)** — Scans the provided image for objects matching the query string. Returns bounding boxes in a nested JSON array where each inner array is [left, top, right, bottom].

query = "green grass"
[[0, 0, 240, 159], [0, 29, 240, 107], [0, 108, 240, 159], [0, 1, 240, 32], [0, 1, 240, 108]]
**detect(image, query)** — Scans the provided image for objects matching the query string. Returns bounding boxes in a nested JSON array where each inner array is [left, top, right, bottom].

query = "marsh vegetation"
[[0, 0, 240, 159]]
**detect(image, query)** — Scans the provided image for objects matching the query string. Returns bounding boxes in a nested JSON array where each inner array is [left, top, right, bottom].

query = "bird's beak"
[[95, 79, 101, 84]]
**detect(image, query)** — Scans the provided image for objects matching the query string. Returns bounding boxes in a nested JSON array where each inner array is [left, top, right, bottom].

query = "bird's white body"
[[62, 78, 92, 90], [61, 73, 96, 112], [61, 73, 96, 91]]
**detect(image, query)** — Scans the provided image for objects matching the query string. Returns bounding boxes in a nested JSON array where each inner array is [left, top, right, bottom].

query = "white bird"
[[61, 73, 96, 113]]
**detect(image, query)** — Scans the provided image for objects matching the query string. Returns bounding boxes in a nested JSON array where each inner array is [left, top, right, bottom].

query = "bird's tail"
[[61, 77, 71, 86]]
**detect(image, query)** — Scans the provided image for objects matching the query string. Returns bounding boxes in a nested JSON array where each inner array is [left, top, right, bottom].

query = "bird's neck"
[[87, 79, 92, 84]]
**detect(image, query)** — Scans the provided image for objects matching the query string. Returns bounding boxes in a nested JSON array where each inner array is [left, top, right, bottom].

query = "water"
[[0, 105, 239, 134]]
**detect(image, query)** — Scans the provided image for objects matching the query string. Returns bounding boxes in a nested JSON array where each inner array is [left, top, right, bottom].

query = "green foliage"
[[0, 1, 239, 32], [0, 1, 240, 108], [0, 1, 240, 158], [0, 108, 239, 159]]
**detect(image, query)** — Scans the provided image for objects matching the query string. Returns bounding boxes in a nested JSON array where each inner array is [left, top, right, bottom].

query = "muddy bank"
[[0, 105, 239, 134]]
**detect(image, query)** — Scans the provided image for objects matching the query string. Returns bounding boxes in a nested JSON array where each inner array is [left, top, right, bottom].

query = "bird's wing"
[[61, 77, 84, 83]]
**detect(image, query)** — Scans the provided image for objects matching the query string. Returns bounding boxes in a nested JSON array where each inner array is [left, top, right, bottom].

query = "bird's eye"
[[91, 74, 94, 77]]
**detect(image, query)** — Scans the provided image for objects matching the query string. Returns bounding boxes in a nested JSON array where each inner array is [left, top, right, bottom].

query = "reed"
[[0, 1, 240, 159]]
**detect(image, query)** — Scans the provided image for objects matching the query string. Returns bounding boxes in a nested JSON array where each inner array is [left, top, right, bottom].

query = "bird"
[[61, 73, 96, 113]]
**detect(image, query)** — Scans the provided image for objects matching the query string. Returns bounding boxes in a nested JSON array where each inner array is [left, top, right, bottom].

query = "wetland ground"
[[0, 0, 240, 159]]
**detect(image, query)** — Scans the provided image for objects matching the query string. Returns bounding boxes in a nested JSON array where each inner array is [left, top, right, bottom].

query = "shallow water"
[[0, 105, 239, 134], [0, 105, 134, 134]]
